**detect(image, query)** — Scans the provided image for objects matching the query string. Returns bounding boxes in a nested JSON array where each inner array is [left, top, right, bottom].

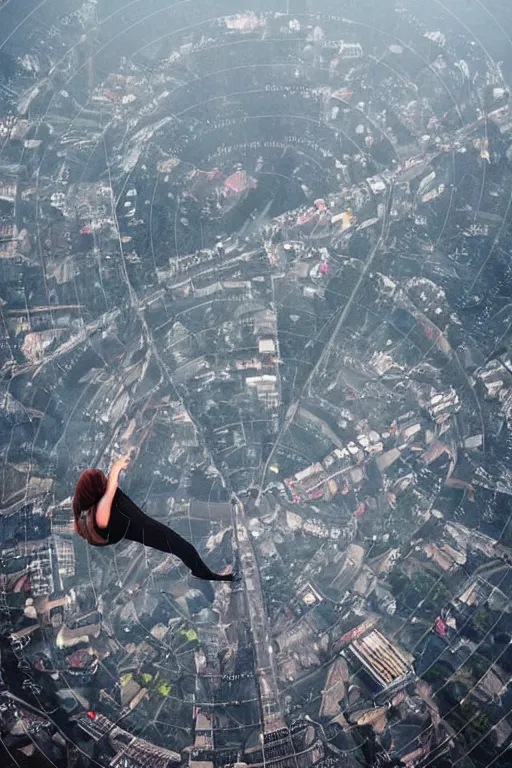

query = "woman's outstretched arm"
[[95, 452, 132, 529]]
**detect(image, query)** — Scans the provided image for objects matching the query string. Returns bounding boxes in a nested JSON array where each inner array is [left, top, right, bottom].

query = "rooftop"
[[348, 629, 414, 688]]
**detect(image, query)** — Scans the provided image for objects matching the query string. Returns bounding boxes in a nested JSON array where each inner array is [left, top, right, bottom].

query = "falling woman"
[[73, 451, 233, 583]]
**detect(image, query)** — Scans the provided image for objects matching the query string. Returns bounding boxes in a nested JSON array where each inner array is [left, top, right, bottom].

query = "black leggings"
[[110, 491, 231, 581], [126, 519, 229, 581]]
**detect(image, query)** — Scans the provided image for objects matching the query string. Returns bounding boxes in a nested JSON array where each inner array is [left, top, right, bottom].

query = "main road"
[[231, 496, 286, 734]]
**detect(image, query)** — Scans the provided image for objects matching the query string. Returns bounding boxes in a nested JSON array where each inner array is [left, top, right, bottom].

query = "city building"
[[347, 629, 414, 689]]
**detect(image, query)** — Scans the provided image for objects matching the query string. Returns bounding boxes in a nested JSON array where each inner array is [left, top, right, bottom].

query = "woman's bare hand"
[[111, 453, 131, 474]]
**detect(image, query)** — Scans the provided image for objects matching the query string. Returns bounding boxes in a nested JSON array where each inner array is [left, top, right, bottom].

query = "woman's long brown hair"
[[73, 469, 108, 545]]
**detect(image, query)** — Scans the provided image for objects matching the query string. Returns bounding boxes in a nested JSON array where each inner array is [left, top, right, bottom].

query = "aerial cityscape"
[[1, 0, 512, 766]]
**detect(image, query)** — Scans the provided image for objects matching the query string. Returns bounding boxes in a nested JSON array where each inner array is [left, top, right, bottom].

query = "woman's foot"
[[189, 566, 233, 582], [198, 566, 234, 581], [218, 565, 233, 581]]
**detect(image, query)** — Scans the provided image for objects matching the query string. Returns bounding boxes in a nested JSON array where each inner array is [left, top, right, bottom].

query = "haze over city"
[[1, 1, 512, 767]]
